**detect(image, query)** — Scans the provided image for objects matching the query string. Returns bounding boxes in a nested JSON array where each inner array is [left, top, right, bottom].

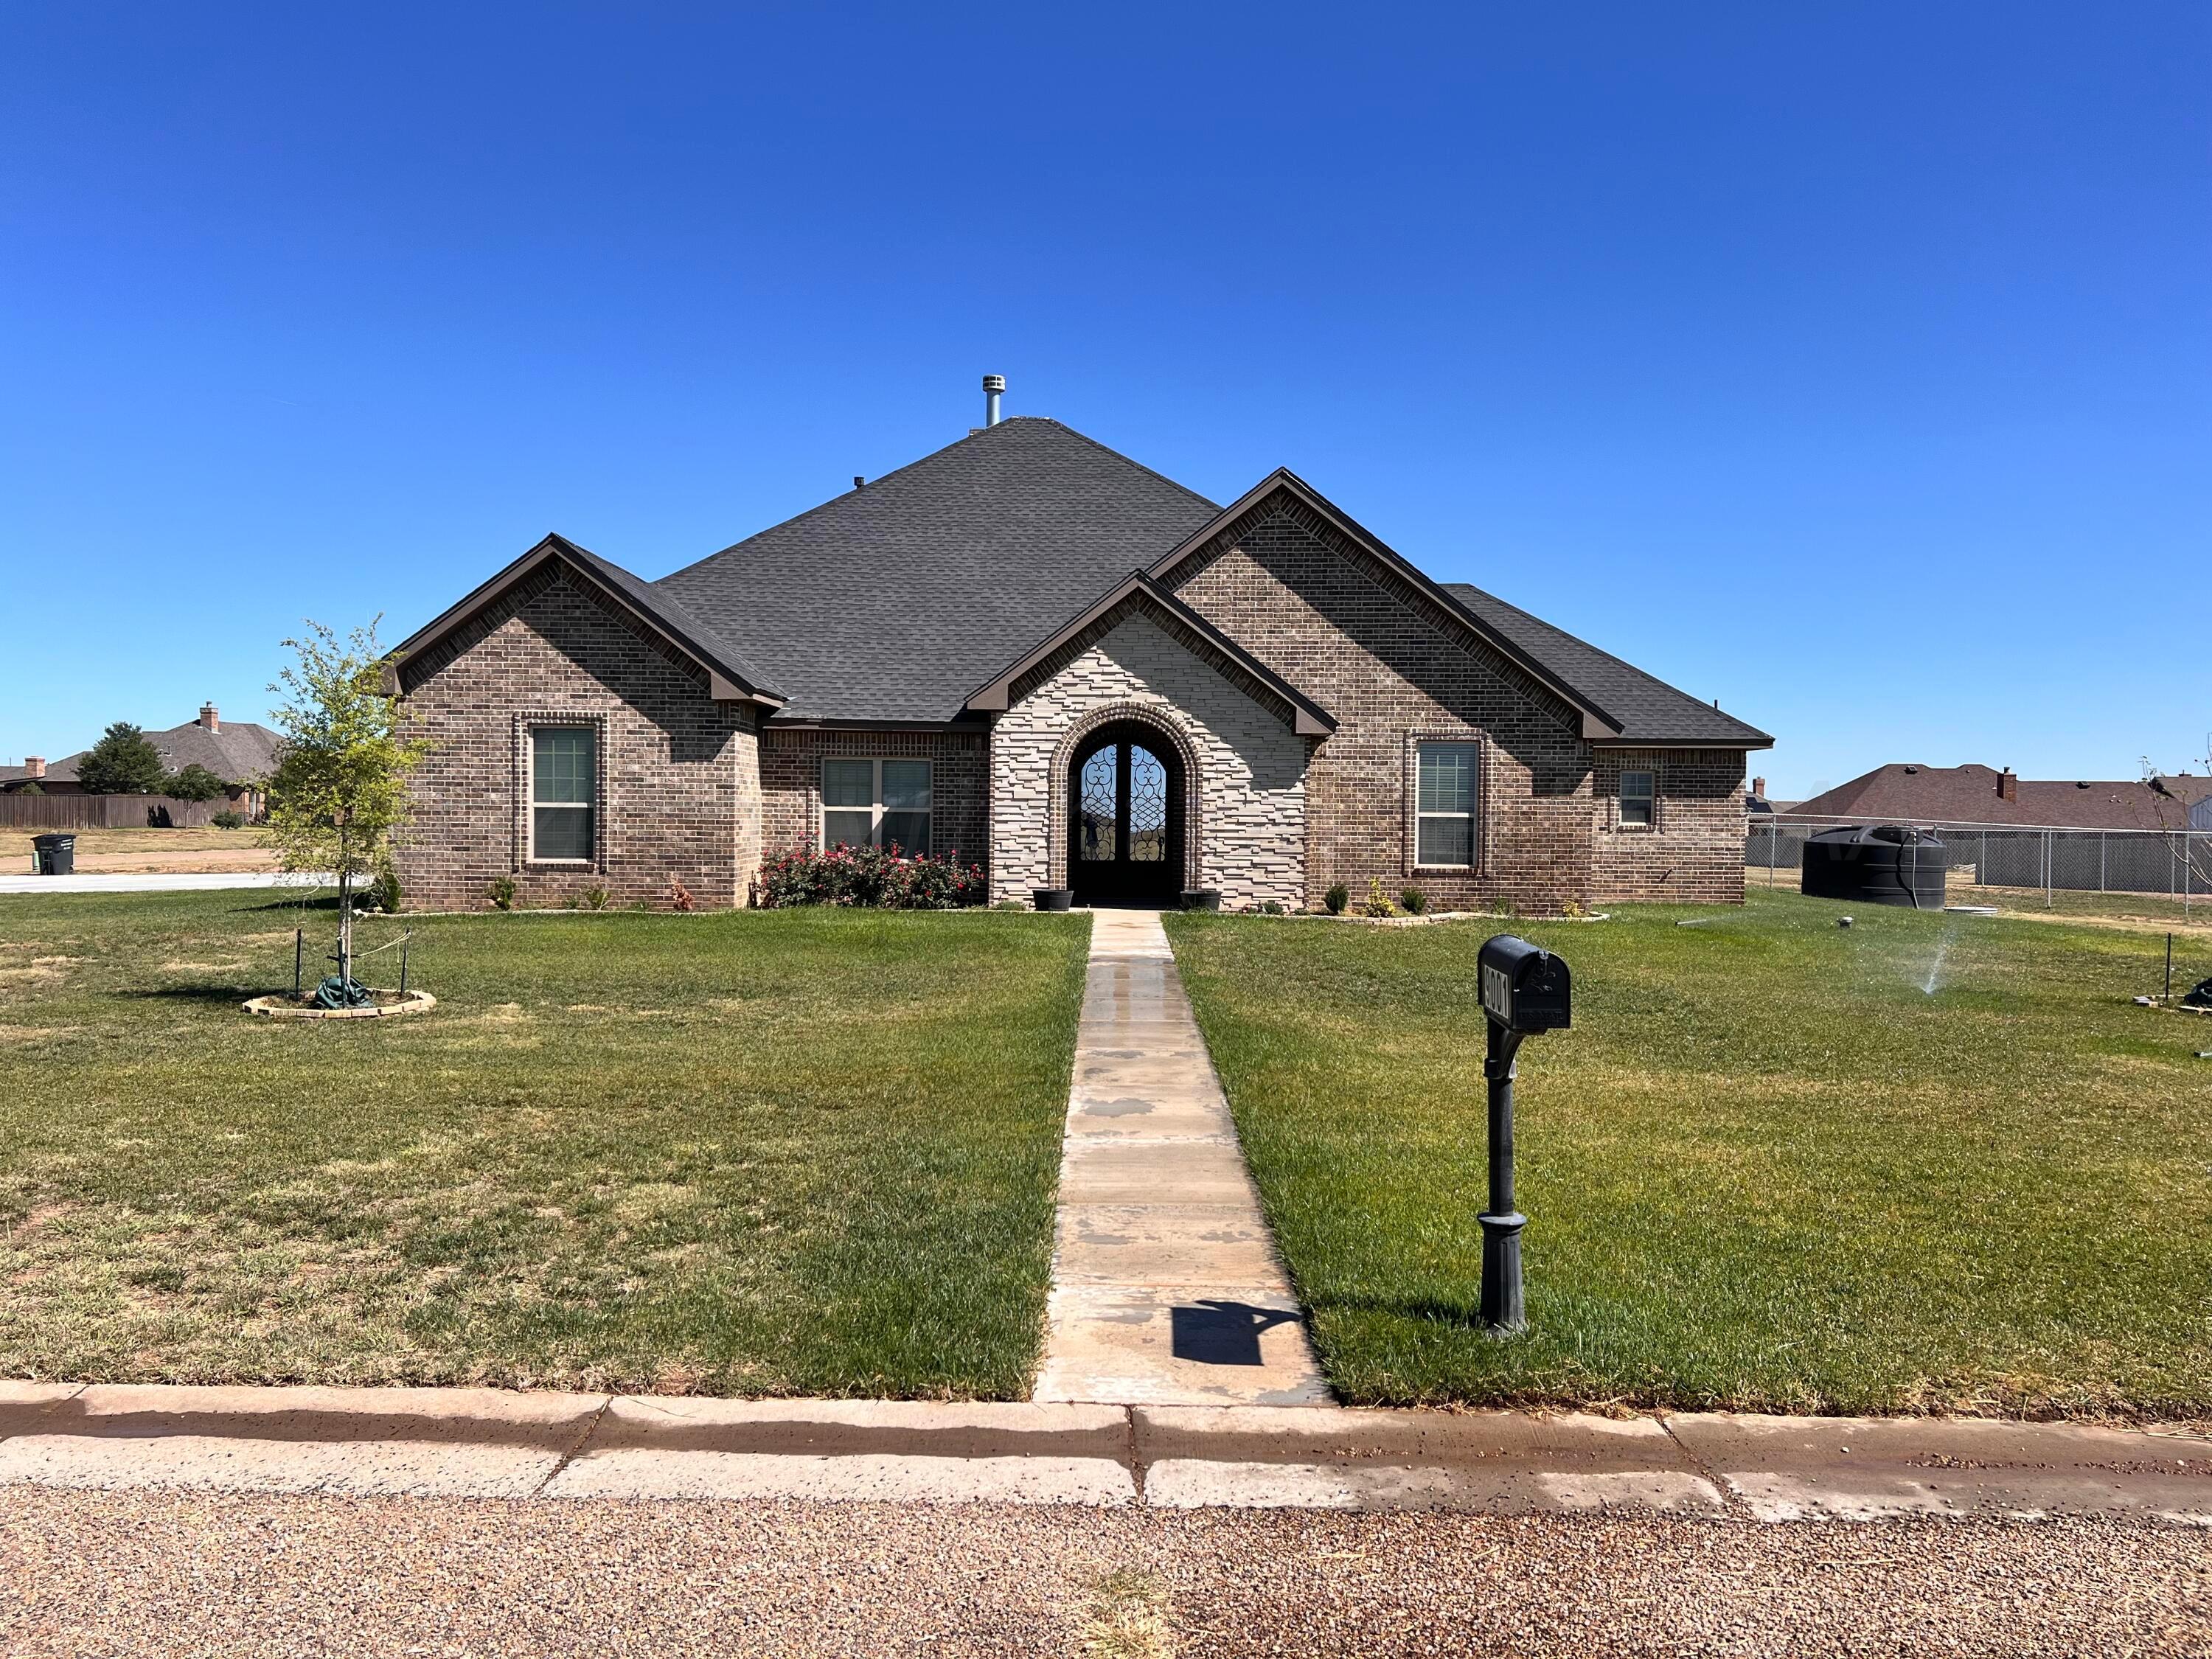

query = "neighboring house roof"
[[1784, 763, 2212, 831], [6, 717, 282, 790], [1443, 583, 1773, 749], [389, 533, 784, 706], [656, 417, 1222, 723], [964, 573, 1336, 736]]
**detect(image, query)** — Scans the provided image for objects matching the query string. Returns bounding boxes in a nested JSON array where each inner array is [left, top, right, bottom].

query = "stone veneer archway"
[[1045, 701, 1204, 893]]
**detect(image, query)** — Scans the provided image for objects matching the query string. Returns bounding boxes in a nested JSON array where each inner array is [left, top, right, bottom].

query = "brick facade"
[[1589, 747, 1748, 904], [394, 563, 758, 910], [1162, 497, 1603, 914], [987, 611, 1308, 909], [759, 726, 990, 881]]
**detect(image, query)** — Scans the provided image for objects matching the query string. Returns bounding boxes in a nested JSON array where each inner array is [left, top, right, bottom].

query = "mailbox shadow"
[[1169, 1299, 1305, 1367]]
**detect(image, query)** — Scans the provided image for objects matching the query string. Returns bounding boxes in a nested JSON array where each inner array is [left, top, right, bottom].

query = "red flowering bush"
[[758, 843, 987, 909]]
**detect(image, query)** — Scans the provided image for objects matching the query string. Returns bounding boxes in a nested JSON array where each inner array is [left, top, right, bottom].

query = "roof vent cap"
[[982, 374, 1005, 427]]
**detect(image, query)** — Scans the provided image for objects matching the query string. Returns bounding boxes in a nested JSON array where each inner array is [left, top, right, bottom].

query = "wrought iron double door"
[[1069, 724, 1183, 905]]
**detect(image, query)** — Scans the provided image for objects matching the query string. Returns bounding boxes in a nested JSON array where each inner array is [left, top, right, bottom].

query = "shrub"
[[667, 876, 697, 913], [164, 763, 229, 802], [488, 875, 516, 911], [580, 886, 611, 911], [758, 844, 987, 910], [1399, 886, 1427, 916], [211, 809, 246, 830], [369, 867, 403, 914], [1360, 877, 1399, 919], [1324, 883, 1349, 915], [1259, 900, 1285, 915]]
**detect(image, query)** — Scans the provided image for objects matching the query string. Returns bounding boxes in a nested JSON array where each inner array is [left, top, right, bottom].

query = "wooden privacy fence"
[[0, 793, 229, 830]]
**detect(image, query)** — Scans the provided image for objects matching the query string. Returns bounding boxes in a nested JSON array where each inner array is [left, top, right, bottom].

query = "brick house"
[[389, 405, 1769, 912]]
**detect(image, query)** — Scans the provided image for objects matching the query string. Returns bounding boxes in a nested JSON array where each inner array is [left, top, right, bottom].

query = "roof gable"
[[965, 574, 1335, 736], [1148, 471, 1631, 742], [389, 534, 783, 706]]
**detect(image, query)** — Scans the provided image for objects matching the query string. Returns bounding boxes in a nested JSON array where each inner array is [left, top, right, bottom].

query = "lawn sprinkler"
[[1475, 936, 1572, 1333]]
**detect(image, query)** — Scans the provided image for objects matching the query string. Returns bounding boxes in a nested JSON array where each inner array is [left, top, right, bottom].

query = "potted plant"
[[1033, 887, 1074, 912], [1180, 888, 1222, 912]]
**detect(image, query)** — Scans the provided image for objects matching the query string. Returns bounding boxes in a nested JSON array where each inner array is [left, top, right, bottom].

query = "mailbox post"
[[1476, 936, 1571, 1332]]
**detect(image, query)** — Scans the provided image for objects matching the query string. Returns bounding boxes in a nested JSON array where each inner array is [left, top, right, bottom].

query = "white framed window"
[[1618, 768, 1657, 830], [1414, 742, 1479, 869], [529, 725, 597, 862], [821, 758, 931, 854]]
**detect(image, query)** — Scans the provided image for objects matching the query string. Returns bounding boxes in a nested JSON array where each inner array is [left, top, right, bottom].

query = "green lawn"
[[1166, 891, 2212, 1419], [0, 893, 1089, 1397]]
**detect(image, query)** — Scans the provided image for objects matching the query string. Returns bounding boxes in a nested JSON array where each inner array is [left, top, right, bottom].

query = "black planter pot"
[[1033, 888, 1074, 913], [1180, 888, 1222, 912]]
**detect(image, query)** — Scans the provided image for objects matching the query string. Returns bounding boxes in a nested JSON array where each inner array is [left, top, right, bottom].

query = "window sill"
[[524, 858, 598, 869], [1411, 864, 1478, 875]]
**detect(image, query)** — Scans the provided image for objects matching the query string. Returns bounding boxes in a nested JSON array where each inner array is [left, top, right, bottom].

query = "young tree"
[[164, 762, 229, 802], [263, 619, 431, 1001], [75, 723, 169, 794]]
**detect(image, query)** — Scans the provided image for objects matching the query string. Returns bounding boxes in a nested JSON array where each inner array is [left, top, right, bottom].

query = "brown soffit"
[[382, 535, 785, 709], [1145, 469, 1624, 741], [964, 572, 1336, 737]]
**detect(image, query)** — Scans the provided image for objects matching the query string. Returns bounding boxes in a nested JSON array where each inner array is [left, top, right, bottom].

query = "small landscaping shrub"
[[1259, 900, 1285, 915], [488, 875, 516, 911], [1324, 883, 1349, 915], [666, 876, 697, 912], [1360, 877, 1398, 919], [369, 867, 403, 914], [994, 900, 1026, 911], [759, 844, 987, 909], [577, 886, 612, 911], [211, 810, 245, 830], [1399, 886, 1427, 916]]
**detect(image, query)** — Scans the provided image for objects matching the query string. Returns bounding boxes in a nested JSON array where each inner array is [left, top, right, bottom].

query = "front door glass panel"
[[1079, 748, 1117, 863], [1127, 745, 1166, 861]]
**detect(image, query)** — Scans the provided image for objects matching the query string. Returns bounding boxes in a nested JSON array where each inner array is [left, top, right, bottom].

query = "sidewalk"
[[1035, 907, 1329, 1406], [2, 1382, 2205, 1522], [0, 872, 330, 894]]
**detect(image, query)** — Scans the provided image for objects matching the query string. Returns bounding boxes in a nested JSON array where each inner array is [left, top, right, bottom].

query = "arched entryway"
[[1068, 721, 1186, 906]]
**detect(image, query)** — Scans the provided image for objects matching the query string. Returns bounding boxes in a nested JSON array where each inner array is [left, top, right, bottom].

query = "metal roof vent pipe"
[[983, 374, 1005, 427]]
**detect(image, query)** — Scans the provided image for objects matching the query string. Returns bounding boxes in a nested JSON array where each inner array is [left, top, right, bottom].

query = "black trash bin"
[[31, 834, 75, 876]]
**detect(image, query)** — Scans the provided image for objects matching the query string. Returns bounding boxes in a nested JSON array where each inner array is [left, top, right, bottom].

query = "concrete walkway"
[[1, 1383, 2207, 1523], [1034, 908, 1330, 1407], [0, 872, 329, 894]]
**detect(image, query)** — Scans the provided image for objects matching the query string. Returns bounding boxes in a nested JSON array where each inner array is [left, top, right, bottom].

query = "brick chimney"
[[23, 757, 44, 779], [199, 702, 220, 734], [1752, 776, 1767, 799], [1999, 768, 2017, 803]]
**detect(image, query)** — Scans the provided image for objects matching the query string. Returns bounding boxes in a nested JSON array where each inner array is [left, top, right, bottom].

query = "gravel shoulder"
[[1, 1489, 2204, 1658]]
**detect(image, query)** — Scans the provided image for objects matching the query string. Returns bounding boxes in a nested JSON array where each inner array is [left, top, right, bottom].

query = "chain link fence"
[[1747, 815, 2209, 914]]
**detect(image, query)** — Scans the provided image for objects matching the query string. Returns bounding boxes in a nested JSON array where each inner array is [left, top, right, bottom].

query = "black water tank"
[[1801, 825, 1945, 908]]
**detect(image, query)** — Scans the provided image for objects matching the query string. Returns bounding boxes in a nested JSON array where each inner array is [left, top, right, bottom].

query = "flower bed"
[[757, 843, 987, 909]]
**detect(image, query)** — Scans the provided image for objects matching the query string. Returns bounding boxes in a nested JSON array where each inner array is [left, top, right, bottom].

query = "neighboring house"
[[0, 704, 279, 815], [1784, 762, 2212, 833], [389, 404, 1771, 913]]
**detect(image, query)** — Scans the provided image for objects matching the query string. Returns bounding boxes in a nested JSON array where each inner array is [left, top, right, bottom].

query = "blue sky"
[[4, 4, 2205, 798]]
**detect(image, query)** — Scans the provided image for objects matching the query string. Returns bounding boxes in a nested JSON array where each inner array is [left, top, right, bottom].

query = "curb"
[[2, 1383, 2206, 1522]]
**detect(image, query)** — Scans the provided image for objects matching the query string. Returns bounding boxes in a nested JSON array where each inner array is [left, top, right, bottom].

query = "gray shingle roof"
[[655, 418, 1220, 722], [1444, 585, 1772, 748], [647, 415, 1764, 749]]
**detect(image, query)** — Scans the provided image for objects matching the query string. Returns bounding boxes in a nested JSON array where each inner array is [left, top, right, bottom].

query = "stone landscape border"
[[243, 990, 437, 1020]]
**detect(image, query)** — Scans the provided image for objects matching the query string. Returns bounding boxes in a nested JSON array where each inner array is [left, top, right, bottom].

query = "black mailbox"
[[1478, 935, 1571, 1034]]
